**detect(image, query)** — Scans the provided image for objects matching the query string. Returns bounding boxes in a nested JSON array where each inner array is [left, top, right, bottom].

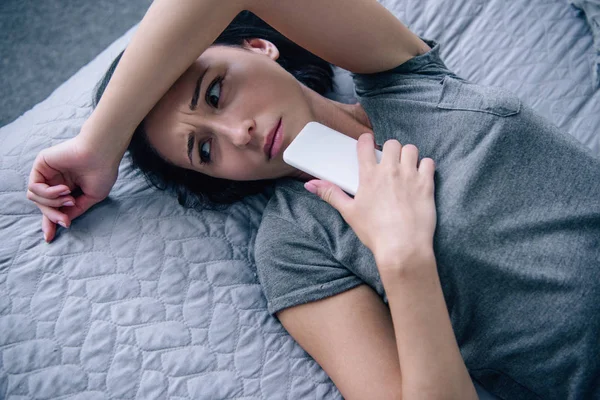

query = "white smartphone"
[[283, 122, 382, 195]]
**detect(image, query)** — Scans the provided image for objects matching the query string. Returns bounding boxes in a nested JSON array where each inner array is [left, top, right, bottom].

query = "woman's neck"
[[286, 85, 375, 182], [300, 85, 373, 140]]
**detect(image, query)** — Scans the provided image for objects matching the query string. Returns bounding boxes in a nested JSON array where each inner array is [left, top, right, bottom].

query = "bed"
[[1, 0, 598, 399]]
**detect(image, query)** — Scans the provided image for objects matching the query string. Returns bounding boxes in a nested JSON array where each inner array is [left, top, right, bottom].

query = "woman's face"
[[144, 39, 314, 181]]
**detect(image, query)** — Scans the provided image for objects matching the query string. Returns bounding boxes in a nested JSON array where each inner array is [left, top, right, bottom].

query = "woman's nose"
[[221, 118, 256, 147]]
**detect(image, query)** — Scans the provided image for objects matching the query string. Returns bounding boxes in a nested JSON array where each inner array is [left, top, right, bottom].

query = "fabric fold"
[[569, 0, 600, 86]]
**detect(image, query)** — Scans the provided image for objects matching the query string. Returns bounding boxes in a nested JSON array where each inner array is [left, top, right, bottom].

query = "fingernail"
[[63, 201, 75, 207], [304, 182, 318, 194], [59, 190, 71, 196], [58, 221, 67, 229], [44, 232, 49, 242]]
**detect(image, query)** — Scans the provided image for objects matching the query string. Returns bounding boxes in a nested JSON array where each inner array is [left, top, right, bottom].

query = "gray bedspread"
[[1, 0, 598, 399]]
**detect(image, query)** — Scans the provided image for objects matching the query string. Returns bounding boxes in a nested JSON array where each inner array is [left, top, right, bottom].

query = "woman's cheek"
[[224, 161, 261, 181]]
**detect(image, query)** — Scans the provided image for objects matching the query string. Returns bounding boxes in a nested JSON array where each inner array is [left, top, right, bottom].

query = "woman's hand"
[[306, 135, 478, 399], [304, 133, 437, 272], [27, 134, 120, 242]]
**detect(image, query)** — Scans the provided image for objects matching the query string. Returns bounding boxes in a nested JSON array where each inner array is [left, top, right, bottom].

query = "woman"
[[26, 1, 600, 399]]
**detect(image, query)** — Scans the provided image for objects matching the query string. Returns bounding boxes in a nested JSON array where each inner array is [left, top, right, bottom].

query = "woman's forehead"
[[146, 46, 249, 151], [145, 82, 196, 153], [144, 107, 191, 168]]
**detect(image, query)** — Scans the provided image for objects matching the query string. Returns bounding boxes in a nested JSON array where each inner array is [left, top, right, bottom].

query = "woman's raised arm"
[[90, 0, 426, 156], [250, 0, 429, 73]]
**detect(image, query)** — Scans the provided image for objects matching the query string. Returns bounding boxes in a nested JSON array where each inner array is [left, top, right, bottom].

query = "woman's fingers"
[[36, 204, 70, 229], [42, 215, 57, 243], [357, 134, 379, 186], [28, 153, 64, 190], [62, 195, 98, 222], [418, 157, 436, 177], [381, 139, 402, 166], [28, 182, 71, 199], [357, 133, 378, 167], [35, 193, 89, 242], [27, 190, 76, 208], [400, 144, 419, 167], [305, 179, 353, 216]]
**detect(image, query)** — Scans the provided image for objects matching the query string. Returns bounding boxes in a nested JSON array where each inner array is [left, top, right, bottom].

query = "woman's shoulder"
[[254, 180, 340, 279], [253, 179, 365, 315], [259, 179, 335, 230], [352, 39, 453, 96], [256, 179, 351, 254]]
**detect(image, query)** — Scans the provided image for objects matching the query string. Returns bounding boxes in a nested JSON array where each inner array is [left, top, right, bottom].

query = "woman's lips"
[[265, 118, 283, 160]]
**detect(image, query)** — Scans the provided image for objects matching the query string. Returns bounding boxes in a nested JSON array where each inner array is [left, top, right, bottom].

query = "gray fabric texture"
[[255, 41, 600, 400], [0, 0, 152, 127], [569, 0, 600, 85]]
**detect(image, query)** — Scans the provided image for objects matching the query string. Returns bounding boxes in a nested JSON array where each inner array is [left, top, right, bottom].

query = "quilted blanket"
[[1, 1, 598, 399]]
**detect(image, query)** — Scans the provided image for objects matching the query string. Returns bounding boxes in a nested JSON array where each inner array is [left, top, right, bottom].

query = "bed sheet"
[[1, 1, 598, 399]]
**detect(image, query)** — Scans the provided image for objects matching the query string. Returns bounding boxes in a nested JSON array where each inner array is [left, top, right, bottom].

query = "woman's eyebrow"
[[190, 68, 208, 111], [187, 133, 195, 165]]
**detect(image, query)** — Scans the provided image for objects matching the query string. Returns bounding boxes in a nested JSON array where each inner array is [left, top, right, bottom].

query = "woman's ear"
[[242, 38, 279, 61]]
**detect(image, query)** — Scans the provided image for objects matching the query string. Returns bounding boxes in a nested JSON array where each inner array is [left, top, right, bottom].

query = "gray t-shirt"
[[254, 41, 600, 399]]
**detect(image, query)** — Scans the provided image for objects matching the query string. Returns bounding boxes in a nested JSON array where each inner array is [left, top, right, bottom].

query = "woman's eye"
[[206, 78, 221, 108], [199, 140, 211, 163]]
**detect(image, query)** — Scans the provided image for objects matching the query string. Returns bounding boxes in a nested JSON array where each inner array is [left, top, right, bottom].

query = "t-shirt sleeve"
[[352, 39, 453, 96], [255, 214, 363, 315]]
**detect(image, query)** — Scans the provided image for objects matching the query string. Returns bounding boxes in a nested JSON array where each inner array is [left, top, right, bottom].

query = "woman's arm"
[[250, 0, 429, 74], [380, 252, 474, 398], [83, 0, 245, 153], [280, 260, 474, 400], [306, 135, 477, 399], [278, 285, 403, 399], [88, 0, 427, 155]]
